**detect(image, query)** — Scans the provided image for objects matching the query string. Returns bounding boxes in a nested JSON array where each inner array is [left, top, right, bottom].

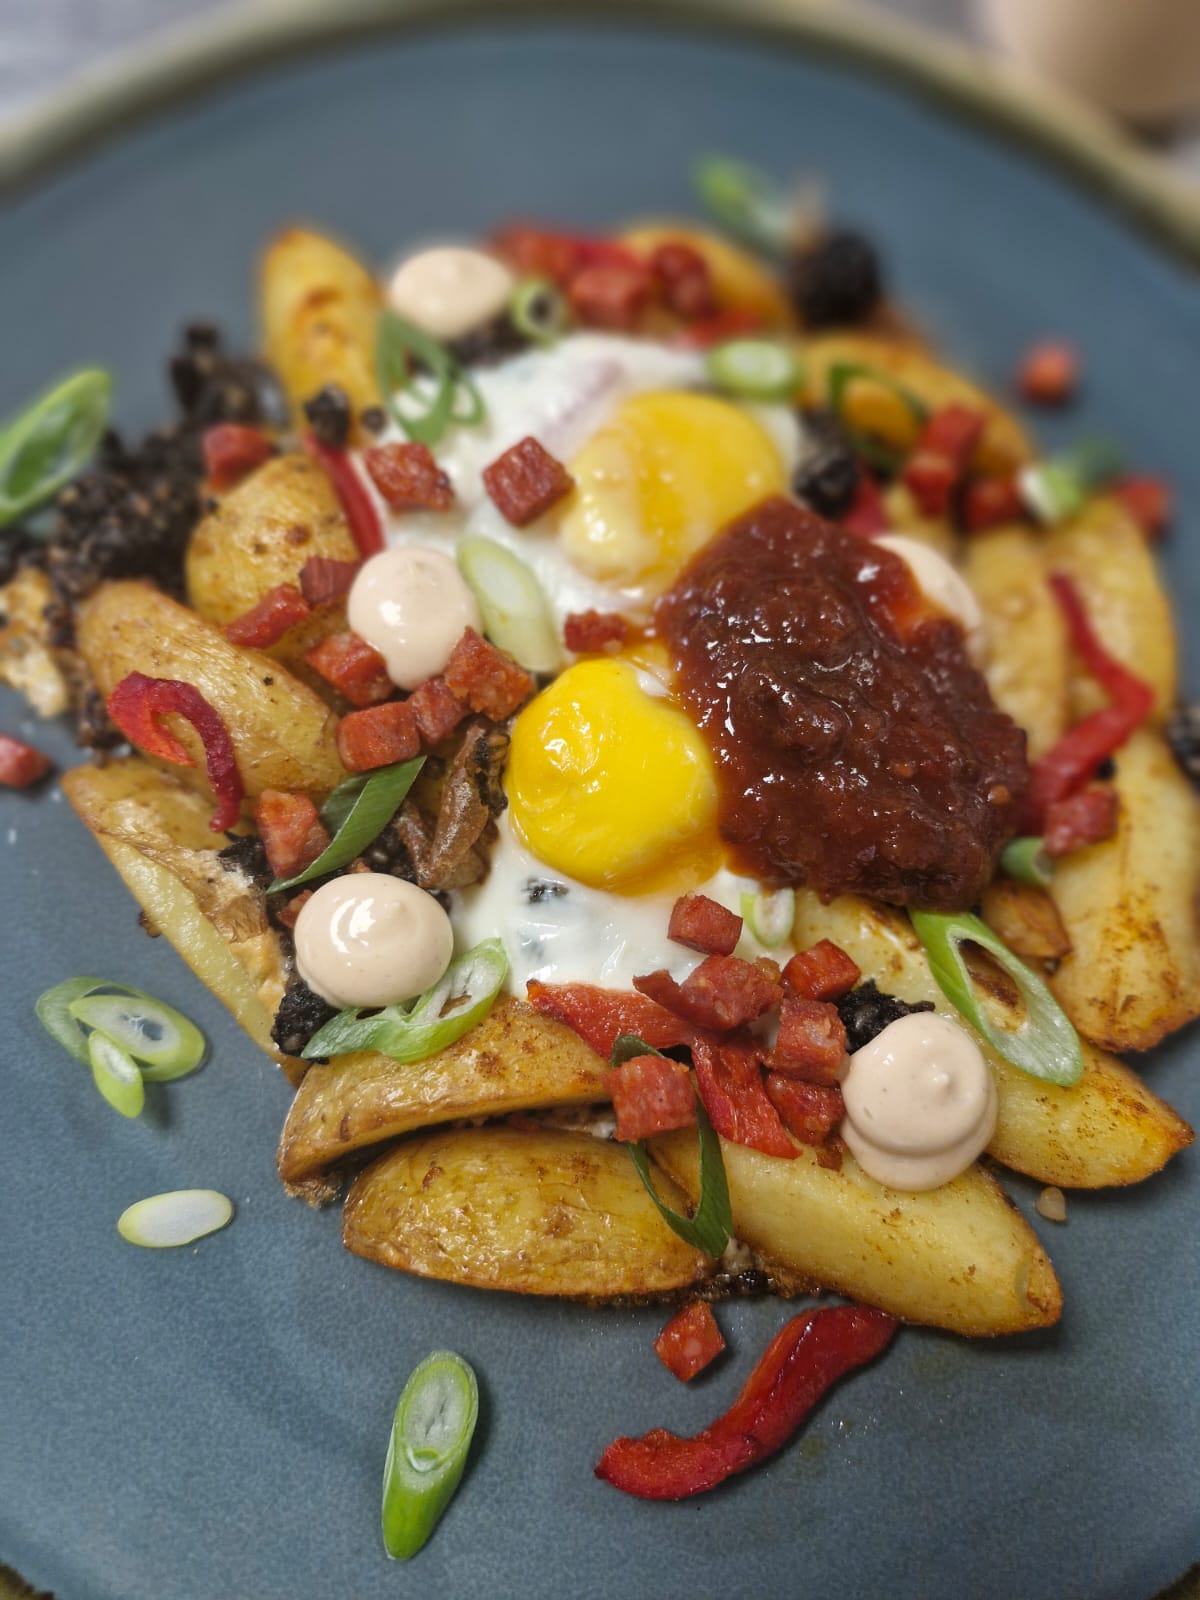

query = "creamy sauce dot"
[[839, 1012, 997, 1191], [294, 873, 454, 1010], [874, 533, 985, 657], [386, 247, 515, 342], [348, 546, 481, 690]]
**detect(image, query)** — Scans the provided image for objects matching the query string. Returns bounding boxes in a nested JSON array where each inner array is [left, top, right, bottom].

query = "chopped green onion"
[[509, 277, 569, 346], [87, 1030, 145, 1118], [827, 361, 929, 472], [706, 339, 803, 401], [270, 757, 425, 892], [1000, 836, 1054, 888], [740, 887, 795, 947], [36, 976, 111, 1063], [910, 909, 1083, 1086], [68, 989, 205, 1081], [376, 312, 483, 448], [612, 1034, 732, 1258], [693, 155, 793, 255], [0, 369, 111, 528], [381, 1351, 479, 1561], [457, 535, 561, 675], [302, 937, 509, 1062], [1018, 439, 1124, 525], [117, 1189, 234, 1248]]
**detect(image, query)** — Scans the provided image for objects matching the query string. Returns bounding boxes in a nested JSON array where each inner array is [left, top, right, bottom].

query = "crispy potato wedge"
[[620, 221, 795, 329], [277, 997, 611, 1185], [653, 1132, 1060, 1336], [963, 526, 1069, 760], [801, 333, 1033, 477], [1048, 729, 1200, 1051], [879, 483, 958, 558], [980, 880, 1072, 966], [76, 579, 347, 803], [343, 1126, 708, 1298], [0, 567, 73, 717], [261, 227, 381, 435], [1044, 495, 1176, 720], [62, 756, 298, 1076], [792, 891, 1192, 1187]]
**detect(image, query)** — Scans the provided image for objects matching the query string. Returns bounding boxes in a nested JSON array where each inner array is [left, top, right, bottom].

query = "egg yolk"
[[506, 657, 721, 893], [557, 390, 787, 592]]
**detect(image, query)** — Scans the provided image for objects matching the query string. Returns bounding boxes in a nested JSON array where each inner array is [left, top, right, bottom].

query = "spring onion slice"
[[269, 757, 425, 892], [706, 339, 803, 401], [302, 937, 509, 1062], [376, 312, 482, 447], [612, 1034, 732, 1258], [910, 909, 1083, 1086], [740, 888, 796, 947], [1018, 439, 1124, 525], [457, 535, 561, 675], [68, 990, 205, 1081], [693, 155, 793, 255], [117, 1189, 234, 1248], [87, 1030, 145, 1118], [0, 368, 111, 528], [1000, 836, 1054, 888], [36, 976, 111, 1063], [827, 361, 929, 471], [381, 1351, 479, 1560], [509, 276, 569, 346]]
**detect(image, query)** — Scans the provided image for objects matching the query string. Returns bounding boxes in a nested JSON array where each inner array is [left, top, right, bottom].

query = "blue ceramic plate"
[[2, 14, 1197, 1600]]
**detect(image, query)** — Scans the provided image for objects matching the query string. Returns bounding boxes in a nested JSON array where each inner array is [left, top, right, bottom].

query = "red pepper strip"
[[0, 733, 52, 788], [596, 1304, 896, 1500], [302, 432, 384, 558], [691, 1036, 797, 1160], [106, 672, 244, 832], [674, 309, 764, 349], [526, 980, 694, 1059]]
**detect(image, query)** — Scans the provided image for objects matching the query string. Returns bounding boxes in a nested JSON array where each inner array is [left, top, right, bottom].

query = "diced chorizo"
[[668, 893, 742, 958], [298, 555, 360, 606], [768, 995, 848, 1085], [654, 1301, 726, 1383], [1017, 341, 1079, 407], [0, 733, 52, 788], [202, 424, 273, 491], [407, 676, 467, 745], [481, 436, 574, 527], [274, 889, 313, 930], [1114, 476, 1171, 541], [363, 441, 455, 512], [764, 1074, 845, 1146], [563, 609, 629, 654], [223, 584, 311, 648], [254, 790, 330, 881], [634, 955, 781, 1034], [1042, 786, 1119, 857], [901, 405, 984, 517], [305, 632, 394, 707], [336, 700, 420, 772], [610, 1054, 697, 1143], [650, 242, 718, 321], [840, 473, 887, 536], [569, 263, 654, 331], [782, 940, 861, 1002], [961, 475, 1025, 533], [444, 628, 534, 719]]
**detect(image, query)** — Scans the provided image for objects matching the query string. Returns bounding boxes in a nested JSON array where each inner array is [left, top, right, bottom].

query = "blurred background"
[[1, 0, 1199, 182]]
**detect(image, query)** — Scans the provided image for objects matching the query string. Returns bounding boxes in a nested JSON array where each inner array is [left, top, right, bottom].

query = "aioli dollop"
[[294, 873, 454, 1011], [872, 533, 984, 656], [386, 247, 515, 342], [348, 546, 481, 690], [839, 1012, 997, 1191]]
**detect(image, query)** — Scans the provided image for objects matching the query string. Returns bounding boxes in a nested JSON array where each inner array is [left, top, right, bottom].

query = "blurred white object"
[[978, 0, 1200, 122]]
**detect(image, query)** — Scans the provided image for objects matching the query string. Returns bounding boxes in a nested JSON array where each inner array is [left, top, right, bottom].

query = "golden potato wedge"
[[1048, 729, 1200, 1051], [277, 997, 611, 1185], [963, 526, 1069, 760], [980, 879, 1072, 966], [343, 1126, 708, 1298], [1044, 495, 1176, 720], [621, 221, 795, 329], [261, 227, 381, 435], [0, 567, 73, 717], [186, 452, 355, 627], [879, 483, 958, 558], [792, 891, 1192, 1187], [653, 1132, 1059, 1336], [802, 333, 1032, 477], [76, 579, 347, 803], [62, 756, 298, 1077]]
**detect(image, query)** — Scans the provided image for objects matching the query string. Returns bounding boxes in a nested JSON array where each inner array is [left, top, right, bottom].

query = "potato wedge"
[[261, 227, 381, 435], [980, 879, 1072, 966], [1048, 729, 1200, 1051], [0, 567, 74, 717], [343, 1126, 708, 1298], [879, 483, 958, 558], [277, 997, 611, 1185], [963, 526, 1069, 760], [653, 1132, 1059, 1336], [1044, 495, 1176, 720], [792, 891, 1192, 1187], [621, 221, 795, 329], [76, 579, 346, 802]]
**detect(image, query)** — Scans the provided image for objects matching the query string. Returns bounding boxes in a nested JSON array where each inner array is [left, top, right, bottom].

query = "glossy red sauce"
[[656, 497, 1028, 911]]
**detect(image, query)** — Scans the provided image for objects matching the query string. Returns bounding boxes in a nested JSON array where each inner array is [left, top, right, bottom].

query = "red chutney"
[[655, 497, 1028, 911]]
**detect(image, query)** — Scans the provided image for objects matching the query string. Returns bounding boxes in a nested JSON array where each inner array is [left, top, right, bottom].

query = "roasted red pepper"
[[106, 672, 244, 831], [691, 1036, 796, 1160], [526, 981, 694, 1058], [303, 432, 384, 557], [654, 1301, 726, 1383], [0, 733, 52, 788], [674, 309, 764, 349], [839, 473, 888, 537], [596, 1303, 896, 1499], [901, 404, 984, 517]]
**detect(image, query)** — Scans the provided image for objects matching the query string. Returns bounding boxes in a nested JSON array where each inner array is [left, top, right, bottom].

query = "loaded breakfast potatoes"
[[1, 160, 1196, 1505]]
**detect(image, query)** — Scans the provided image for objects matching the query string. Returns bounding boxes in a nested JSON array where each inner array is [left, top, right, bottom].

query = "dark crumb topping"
[[217, 832, 272, 889], [447, 312, 529, 370], [789, 229, 884, 329], [1167, 702, 1200, 790], [359, 405, 388, 436], [836, 980, 935, 1054], [303, 384, 352, 450], [791, 408, 860, 520], [272, 978, 336, 1060]]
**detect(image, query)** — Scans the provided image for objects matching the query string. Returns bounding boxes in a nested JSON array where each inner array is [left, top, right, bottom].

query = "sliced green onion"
[[68, 990, 205, 1081], [706, 339, 803, 402], [457, 535, 561, 675], [1018, 439, 1124, 525], [509, 277, 569, 346], [36, 976, 111, 1063], [740, 887, 795, 947], [693, 155, 793, 255], [827, 360, 929, 471], [303, 937, 509, 1062], [87, 1030, 145, 1118], [376, 312, 483, 448], [1000, 836, 1054, 888], [117, 1189, 234, 1248], [910, 909, 1083, 1086], [381, 1351, 478, 1560], [612, 1034, 732, 1258], [0, 369, 111, 528], [270, 756, 425, 892]]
